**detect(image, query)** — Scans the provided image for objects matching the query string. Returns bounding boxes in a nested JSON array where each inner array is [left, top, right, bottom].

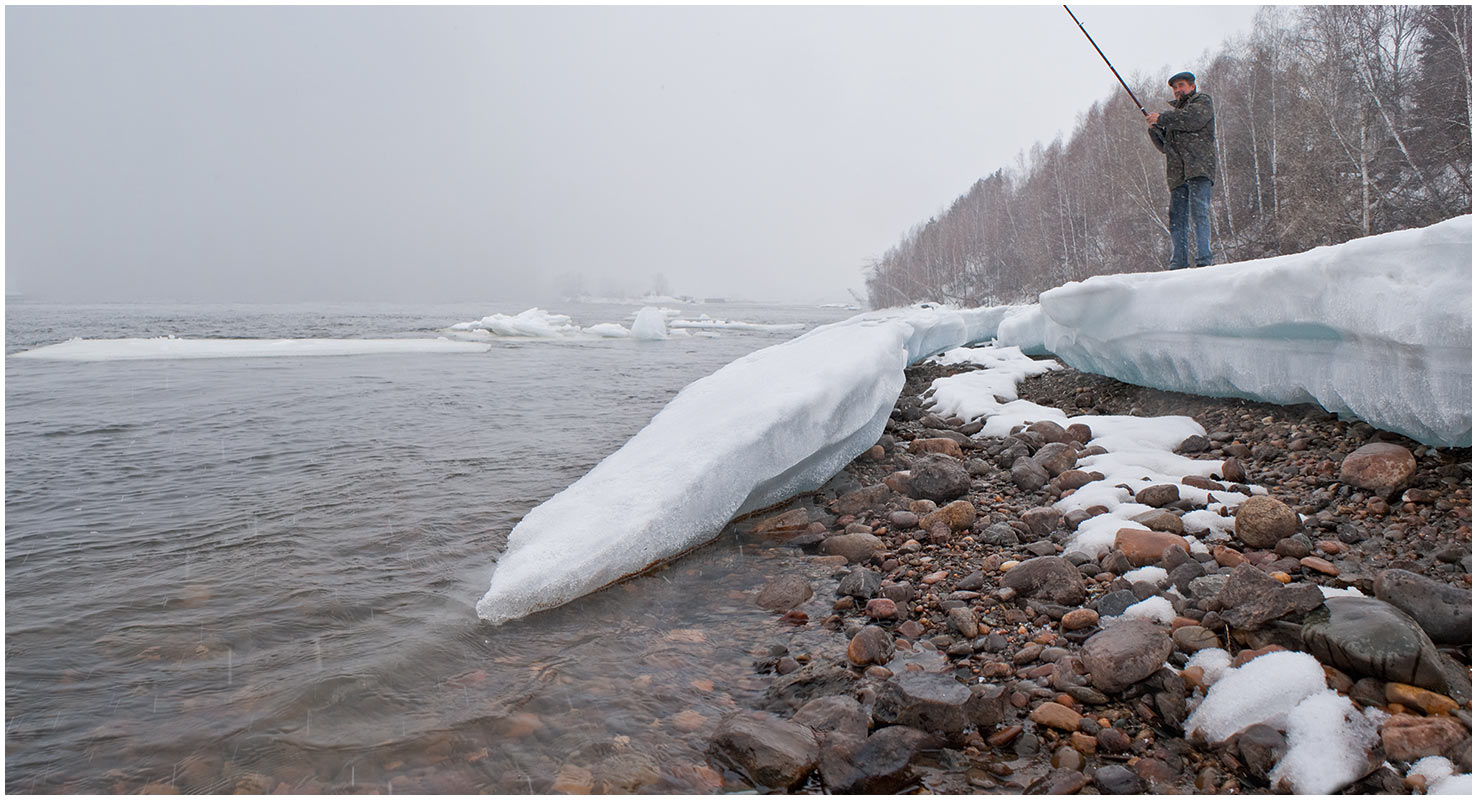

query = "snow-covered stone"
[[1267, 690, 1384, 795], [1184, 650, 1328, 743]]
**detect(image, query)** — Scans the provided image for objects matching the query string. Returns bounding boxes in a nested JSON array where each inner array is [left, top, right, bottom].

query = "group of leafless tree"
[[866, 5, 1471, 308]]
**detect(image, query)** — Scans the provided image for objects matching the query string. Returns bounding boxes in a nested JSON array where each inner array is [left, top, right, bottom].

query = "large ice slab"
[[12, 336, 491, 361], [997, 216, 1472, 447], [475, 305, 1003, 624]]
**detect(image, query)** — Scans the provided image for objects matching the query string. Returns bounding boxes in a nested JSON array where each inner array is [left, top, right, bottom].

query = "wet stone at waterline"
[[1301, 596, 1472, 702]]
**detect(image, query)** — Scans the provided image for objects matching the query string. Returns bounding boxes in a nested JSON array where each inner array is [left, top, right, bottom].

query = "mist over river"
[[4, 300, 857, 793]]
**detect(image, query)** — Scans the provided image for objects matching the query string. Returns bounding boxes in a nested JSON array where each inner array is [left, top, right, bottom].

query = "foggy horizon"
[[6, 4, 1263, 306]]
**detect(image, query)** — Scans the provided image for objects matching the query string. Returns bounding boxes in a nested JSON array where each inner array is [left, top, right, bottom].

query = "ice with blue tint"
[[476, 304, 1003, 624], [997, 215, 1472, 447]]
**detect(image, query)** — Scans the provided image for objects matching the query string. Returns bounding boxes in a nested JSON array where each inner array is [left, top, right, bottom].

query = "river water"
[[4, 300, 860, 793]]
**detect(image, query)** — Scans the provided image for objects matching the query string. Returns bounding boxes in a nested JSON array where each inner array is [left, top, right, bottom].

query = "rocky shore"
[[708, 356, 1472, 794]]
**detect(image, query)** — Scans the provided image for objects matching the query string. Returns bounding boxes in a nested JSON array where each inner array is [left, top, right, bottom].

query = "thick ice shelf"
[[998, 216, 1472, 447]]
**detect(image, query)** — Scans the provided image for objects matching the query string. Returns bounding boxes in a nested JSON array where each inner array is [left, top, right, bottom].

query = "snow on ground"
[[924, 344, 1259, 559], [12, 337, 490, 361], [1182, 648, 1407, 794], [476, 304, 1003, 624], [996, 215, 1472, 447], [1185, 647, 1233, 684], [1268, 690, 1385, 795], [1185, 650, 1330, 743], [1409, 757, 1475, 795]]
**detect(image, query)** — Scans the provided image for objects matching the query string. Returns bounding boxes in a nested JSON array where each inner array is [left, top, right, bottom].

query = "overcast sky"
[[6, 4, 1264, 305]]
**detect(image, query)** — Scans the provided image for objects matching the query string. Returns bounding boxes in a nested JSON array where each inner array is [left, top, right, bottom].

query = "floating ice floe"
[[475, 304, 1006, 624], [448, 306, 791, 340], [669, 315, 806, 332], [12, 336, 490, 361], [630, 307, 669, 340], [449, 307, 584, 338], [995, 215, 1472, 447]]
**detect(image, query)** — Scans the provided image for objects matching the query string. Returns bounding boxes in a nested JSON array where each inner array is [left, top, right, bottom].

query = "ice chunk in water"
[[630, 306, 668, 340]]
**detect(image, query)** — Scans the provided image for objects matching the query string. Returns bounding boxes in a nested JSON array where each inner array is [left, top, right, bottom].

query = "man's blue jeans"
[[1169, 176, 1214, 269]]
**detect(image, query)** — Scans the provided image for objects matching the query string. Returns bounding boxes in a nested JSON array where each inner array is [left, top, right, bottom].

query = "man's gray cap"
[[1168, 71, 1196, 86]]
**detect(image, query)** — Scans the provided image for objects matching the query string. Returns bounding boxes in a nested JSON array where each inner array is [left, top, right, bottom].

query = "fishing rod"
[[1062, 5, 1148, 117]]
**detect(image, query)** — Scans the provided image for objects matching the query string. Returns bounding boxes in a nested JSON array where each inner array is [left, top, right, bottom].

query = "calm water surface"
[[5, 300, 857, 793]]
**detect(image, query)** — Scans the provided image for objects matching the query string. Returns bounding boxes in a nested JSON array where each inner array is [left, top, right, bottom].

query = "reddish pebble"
[[1299, 556, 1339, 576], [1232, 644, 1286, 668], [922, 570, 950, 585], [1212, 546, 1244, 568], [987, 725, 1023, 747], [864, 598, 898, 619], [1061, 608, 1100, 631]]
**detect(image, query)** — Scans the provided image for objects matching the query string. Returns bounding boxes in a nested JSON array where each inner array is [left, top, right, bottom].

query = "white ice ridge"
[[475, 304, 1007, 625], [995, 215, 1473, 447], [12, 336, 490, 361]]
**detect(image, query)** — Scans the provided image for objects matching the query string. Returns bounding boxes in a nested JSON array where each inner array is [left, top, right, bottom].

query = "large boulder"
[[1234, 495, 1299, 549], [1113, 528, 1190, 567], [1032, 442, 1078, 477], [818, 725, 935, 793], [1340, 442, 1417, 499], [910, 455, 971, 502], [792, 695, 870, 742], [921, 499, 976, 532], [1373, 568, 1472, 644], [1380, 714, 1470, 763], [909, 437, 965, 459], [846, 625, 895, 667], [707, 711, 819, 790], [1301, 596, 1471, 702], [1010, 457, 1050, 491], [1081, 619, 1173, 694], [872, 670, 973, 738], [1001, 556, 1086, 605], [1214, 563, 1325, 629], [821, 533, 883, 564], [1020, 506, 1063, 538], [836, 568, 883, 600], [756, 575, 813, 611], [835, 483, 892, 516]]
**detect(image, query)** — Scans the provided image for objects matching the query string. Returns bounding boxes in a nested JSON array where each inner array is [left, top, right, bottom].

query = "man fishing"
[[1146, 72, 1217, 269]]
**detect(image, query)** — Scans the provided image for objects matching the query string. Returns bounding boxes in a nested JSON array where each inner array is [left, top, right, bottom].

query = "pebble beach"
[[708, 352, 1472, 794]]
